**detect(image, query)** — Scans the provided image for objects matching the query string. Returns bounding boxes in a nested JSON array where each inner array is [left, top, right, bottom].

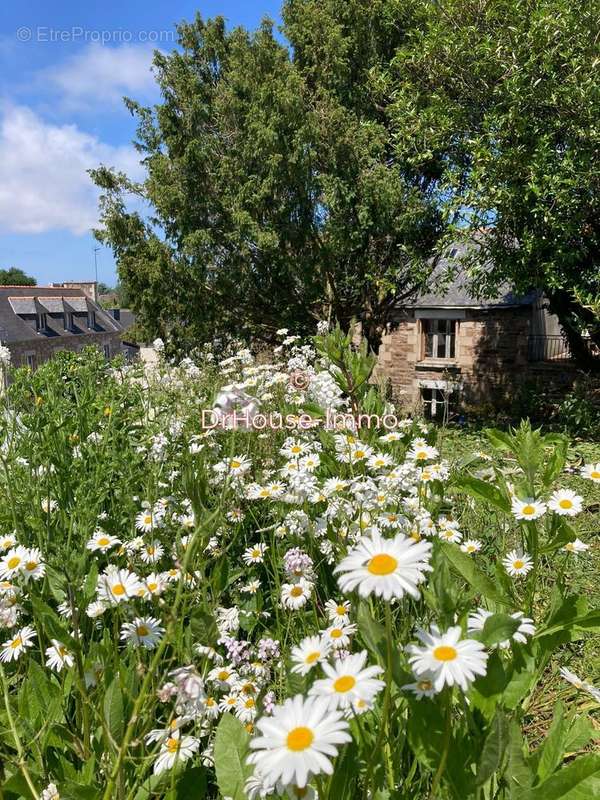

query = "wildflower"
[[135, 510, 156, 532], [335, 531, 432, 601], [406, 444, 439, 462], [120, 617, 165, 649], [41, 499, 58, 513], [0, 534, 16, 552], [503, 550, 533, 577], [243, 544, 268, 565], [580, 463, 600, 483], [0, 625, 36, 662], [402, 678, 439, 699], [460, 539, 482, 554], [0, 546, 27, 580], [290, 635, 330, 675], [140, 541, 164, 564], [86, 531, 121, 553], [559, 667, 600, 702], [407, 625, 488, 692], [248, 694, 351, 788], [21, 547, 45, 581], [324, 599, 351, 625], [41, 784, 60, 800], [310, 650, 385, 710], [45, 640, 75, 672], [97, 567, 142, 605], [547, 489, 583, 517], [322, 622, 357, 650], [281, 578, 313, 610], [208, 665, 238, 687], [563, 538, 589, 554], [153, 730, 200, 775], [511, 497, 546, 521], [236, 695, 258, 723], [242, 579, 261, 594]]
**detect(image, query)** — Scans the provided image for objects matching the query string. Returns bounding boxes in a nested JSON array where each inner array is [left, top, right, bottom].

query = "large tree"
[[0, 267, 36, 286], [391, 0, 600, 368], [91, 1, 451, 353]]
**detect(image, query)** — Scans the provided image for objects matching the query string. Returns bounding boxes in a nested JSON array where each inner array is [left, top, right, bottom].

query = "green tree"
[[390, 0, 600, 368], [0, 267, 37, 286], [91, 2, 452, 353]]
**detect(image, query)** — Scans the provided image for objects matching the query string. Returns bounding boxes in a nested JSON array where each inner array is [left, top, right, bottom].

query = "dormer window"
[[36, 312, 48, 332], [64, 311, 73, 331]]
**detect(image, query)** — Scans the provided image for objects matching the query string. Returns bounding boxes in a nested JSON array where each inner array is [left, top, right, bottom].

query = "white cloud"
[[0, 104, 144, 235], [44, 43, 159, 111]]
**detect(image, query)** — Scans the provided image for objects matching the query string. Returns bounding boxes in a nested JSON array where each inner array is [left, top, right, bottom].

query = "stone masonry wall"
[[8, 331, 123, 370], [377, 307, 576, 412]]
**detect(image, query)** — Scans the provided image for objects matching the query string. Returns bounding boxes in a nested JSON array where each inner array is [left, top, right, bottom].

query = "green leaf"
[[30, 596, 79, 651], [453, 474, 511, 513], [357, 601, 385, 658], [535, 702, 566, 782], [521, 754, 600, 800], [486, 428, 515, 452], [506, 720, 533, 798], [213, 711, 251, 800], [442, 545, 511, 606], [103, 675, 124, 748], [541, 436, 568, 488], [479, 614, 522, 647], [476, 708, 510, 785], [327, 741, 359, 799]]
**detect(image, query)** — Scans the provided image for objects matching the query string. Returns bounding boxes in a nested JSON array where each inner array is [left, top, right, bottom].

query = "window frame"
[[420, 318, 457, 361]]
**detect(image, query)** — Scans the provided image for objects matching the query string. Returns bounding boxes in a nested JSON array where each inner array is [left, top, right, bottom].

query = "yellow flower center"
[[217, 671, 230, 681], [148, 582, 158, 592], [559, 499, 573, 509], [286, 726, 314, 752], [333, 675, 357, 693], [252, 549, 261, 557], [206, 697, 216, 706], [10, 637, 22, 649], [305, 651, 321, 664], [166, 737, 179, 753], [144, 515, 152, 525], [112, 583, 126, 596], [245, 698, 255, 708], [336, 605, 347, 615], [230, 460, 241, 469], [353, 450, 365, 459], [7, 557, 20, 570], [416, 450, 427, 460], [367, 554, 398, 575], [522, 505, 535, 516], [291, 446, 301, 453], [136, 625, 149, 637], [98, 537, 110, 547], [290, 586, 304, 597], [25, 561, 37, 571], [418, 679, 433, 691], [433, 645, 458, 662], [513, 560, 524, 570], [330, 628, 343, 639], [591, 470, 600, 479]]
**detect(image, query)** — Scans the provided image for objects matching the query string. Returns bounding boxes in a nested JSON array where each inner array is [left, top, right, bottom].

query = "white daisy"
[[97, 567, 142, 605], [0, 625, 36, 662], [502, 550, 533, 577], [281, 579, 313, 610], [290, 636, 331, 676], [548, 489, 583, 517], [511, 497, 546, 521], [21, 548, 46, 582], [243, 544, 268, 565], [120, 616, 164, 649], [580, 463, 600, 483], [0, 546, 28, 580], [407, 625, 488, 692], [335, 531, 432, 601], [45, 640, 75, 671], [402, 677, 439, 699], [324, 599, 351, 625], [460, 539, 482, 554], [467, 609, 535, 649], [563, 538, 589, 554], [247, 694, 351, 788], [86, 531, 121, 553], [140, 541, 164, 564], [153, 731, 200, 775], [309, 650, 385, 710], [321, 623, 357, 650], [0, 534, 17, 552]]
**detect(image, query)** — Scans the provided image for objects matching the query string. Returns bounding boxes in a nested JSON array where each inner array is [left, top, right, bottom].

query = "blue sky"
[[0, 0, 282, 286]]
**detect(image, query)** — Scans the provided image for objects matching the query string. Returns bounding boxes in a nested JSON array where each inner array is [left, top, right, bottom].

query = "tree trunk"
[[546, 288, 600, 372]]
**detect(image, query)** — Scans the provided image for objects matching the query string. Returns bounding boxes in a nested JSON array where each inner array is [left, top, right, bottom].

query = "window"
[[87, 310, 96, 329], [64, 311, 73, 331], [25, 353, 36, 370], [421, 387, 452, 421], [422, 319, 456, 360], [36, 312, 47, 332]]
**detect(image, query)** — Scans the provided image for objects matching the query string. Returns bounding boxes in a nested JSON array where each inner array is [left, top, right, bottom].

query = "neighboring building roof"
[[0, 286, 123, 344], [406, 241, 537, 309]]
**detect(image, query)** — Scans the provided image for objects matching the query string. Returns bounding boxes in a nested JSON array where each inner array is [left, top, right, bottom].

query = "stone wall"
[[7, 331, 123, 370], [377, 306, 578, 412]]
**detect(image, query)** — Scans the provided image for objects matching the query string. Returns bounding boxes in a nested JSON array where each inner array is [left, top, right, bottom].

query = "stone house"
[[378, 249, 576, 419], [0, 284, 126, 371]]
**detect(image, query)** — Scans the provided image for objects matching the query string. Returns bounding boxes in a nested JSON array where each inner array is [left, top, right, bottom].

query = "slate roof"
[[0, 286, 124, 344], [406, 241, 537, 309]]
